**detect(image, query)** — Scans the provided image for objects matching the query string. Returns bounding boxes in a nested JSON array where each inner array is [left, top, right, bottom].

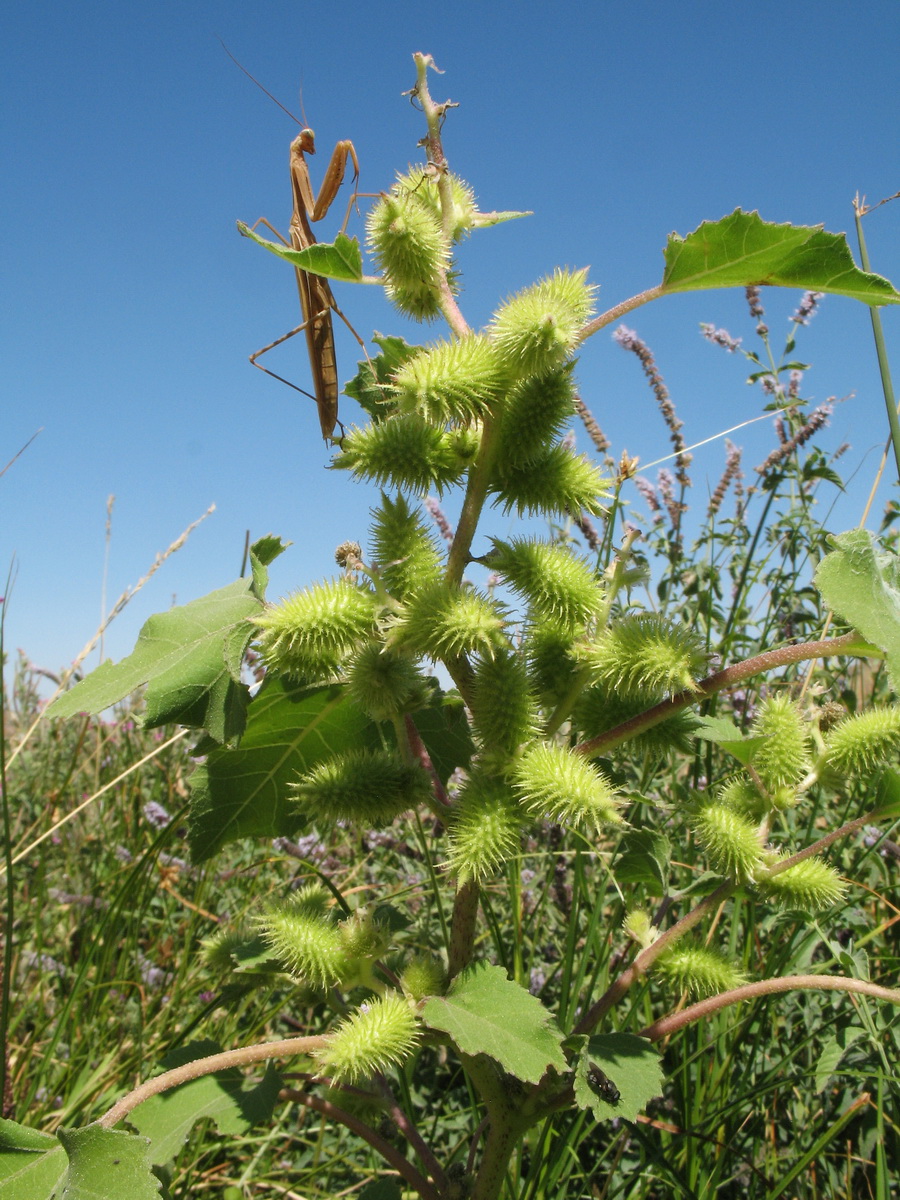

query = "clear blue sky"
[[3, 0, 899, 683]]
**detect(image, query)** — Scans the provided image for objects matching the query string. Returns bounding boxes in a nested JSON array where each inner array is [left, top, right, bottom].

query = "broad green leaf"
[[237, 223, 364, 282], [188, 678, 383, 861], [46, 580, 261, 744], [359, 1182, 403, 1200], [407, 689, 474, 784], [575, 1034, 663, 1122], [0, 1119, 66, 1197], [814, 529, 900, 690], [614, 830, 671, 891], [873, 767, 900, 820], [813, 1026, 866, 1093], [46, 538, 285, 743], [692, 715, 768, 766], [421, 963, 567, 1084], [662, 210, 900, 306], [56, 1124, 162, 1198], [128, 1041, 281, 1167], [343, 333, 420, 421]]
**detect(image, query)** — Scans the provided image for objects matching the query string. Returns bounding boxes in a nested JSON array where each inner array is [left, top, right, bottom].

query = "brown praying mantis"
[[228, 47, 364, 441]]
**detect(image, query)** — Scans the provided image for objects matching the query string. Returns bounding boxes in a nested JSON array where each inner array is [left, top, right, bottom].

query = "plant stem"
[[853, 198, 900, 484], [575, 631, 861, 758], [641, 974, 900, 1041], [448, 880, 480, 978], [100, 1036, 325, 1128]]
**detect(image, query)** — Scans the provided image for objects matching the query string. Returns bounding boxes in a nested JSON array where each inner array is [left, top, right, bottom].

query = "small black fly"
[[586, 1063, 620, 1105]]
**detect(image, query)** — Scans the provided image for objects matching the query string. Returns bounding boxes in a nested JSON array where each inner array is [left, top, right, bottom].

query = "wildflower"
[[700, 323, 742, 352], [633, 476, 664, 524], [143, 801, 171, 829], [575, 395, 611, 455], [707, 440, 743, 517], [756, 403, 833, 474], [424, 495, 454, 543], [791, 291, 824, 326], [613, 325, 691, 485]]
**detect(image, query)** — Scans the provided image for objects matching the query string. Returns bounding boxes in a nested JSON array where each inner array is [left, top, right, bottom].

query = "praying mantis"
[[228, 47, 363, 441]]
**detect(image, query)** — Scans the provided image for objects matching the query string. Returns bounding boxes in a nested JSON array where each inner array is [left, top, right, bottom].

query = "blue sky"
[[3, 0, 899, 684]]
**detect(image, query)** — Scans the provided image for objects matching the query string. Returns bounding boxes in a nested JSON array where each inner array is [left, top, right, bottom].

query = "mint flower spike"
[[252, 579, 377, 679], [314, 992, 422, 1084], [490, 267, 598, 381]]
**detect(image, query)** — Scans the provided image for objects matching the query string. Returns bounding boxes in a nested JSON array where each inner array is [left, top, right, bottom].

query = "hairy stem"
[[100, 1036, 325, 1128], [642, 974, 900, 1041], [575, 631, 861, 758]]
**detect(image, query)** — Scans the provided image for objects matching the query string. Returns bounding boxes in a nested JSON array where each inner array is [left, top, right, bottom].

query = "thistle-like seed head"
[[749, 695, 811, 793], [313, 992, 421, 1083], [490, 268, 597, 381], [390, 581, 508, 661], [337, 414, 479, 496], [369, 491, 444, 601], [758, 853, 847, 911], [488, 537, 606, 631], [825, 706, 900, 775], [512, 742, 621, 833], [290, 748, 432, 826], [690, 802, 765, 882], [470, 648, 540, 768], [392, 335, 508, 425], [579, 613, 709, 701], [446, 776, 524, 883], [400, 954, 447, 1001], [655, 943, 747, 998], [258, 903, 349, 990], [252, 580, 376, 679], [346, 641, 430, 722]]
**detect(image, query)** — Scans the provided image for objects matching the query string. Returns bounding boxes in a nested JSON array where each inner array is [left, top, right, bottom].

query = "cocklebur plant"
[[25, 52, 900, 1200]]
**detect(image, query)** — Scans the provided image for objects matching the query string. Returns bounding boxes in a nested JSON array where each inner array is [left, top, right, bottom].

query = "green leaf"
[[614, 830, 671, 891], [0, 1119, 67, 1197], [873, 767, 900, 820], [692, 715, 768, 766], [128, 1041, 281, 1167], [358, 1182, 404, 1200], [575, 1034, 663, 1122], [814, 529, 900, 690], [46, 580, 261, 743], [408, 689, 474, 784], [813, 1026, 866, 1093], [57, 1124, 162, 1198], [421, 963, 567, 1084], [237, 223, 364, 282], [45, 538, 284, 742], [662, 210, 900, 306], [188, 678, 384, 862], [342, 333, 420, 421]]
